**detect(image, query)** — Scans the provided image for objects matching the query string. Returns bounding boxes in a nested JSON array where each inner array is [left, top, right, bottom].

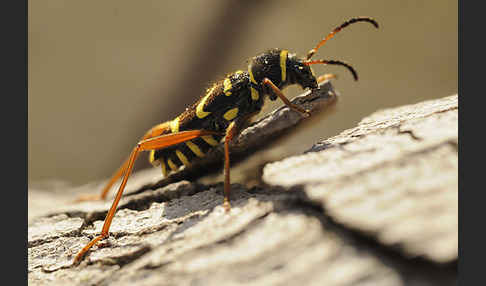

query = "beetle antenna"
[[304, 59, 358, 81], [305, 17, 379, 60]]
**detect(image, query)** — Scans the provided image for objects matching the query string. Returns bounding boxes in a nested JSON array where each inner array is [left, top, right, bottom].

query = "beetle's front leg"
[[262, 78, 311, 117]]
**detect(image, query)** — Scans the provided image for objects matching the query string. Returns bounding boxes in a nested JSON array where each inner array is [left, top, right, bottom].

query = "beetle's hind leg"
[[73, 122, 173, 203], [73, 158, 129, 202], [73, 129, 222, 264]]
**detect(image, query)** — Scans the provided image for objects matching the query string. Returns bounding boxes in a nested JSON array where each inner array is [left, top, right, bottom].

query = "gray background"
[[29, 0, 457, 186]]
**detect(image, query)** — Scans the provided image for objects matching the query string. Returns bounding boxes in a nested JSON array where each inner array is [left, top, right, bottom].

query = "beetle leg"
[[262, 78, 311, 117], [222, 122, 237, 211], [74, 122, 173, 202], [73, 129, 221, 264]]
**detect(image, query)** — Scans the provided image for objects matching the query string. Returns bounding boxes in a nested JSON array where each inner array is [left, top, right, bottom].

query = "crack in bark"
[[28, 228, 82, 248], [397, 129, 422, 140], [309, 102, 457, 154], [309, 112, 455, 158], [274, 193, 457, 285]]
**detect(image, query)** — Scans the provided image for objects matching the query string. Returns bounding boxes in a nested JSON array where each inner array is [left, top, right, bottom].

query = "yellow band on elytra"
[[196, 86, 215, 118], [223, 78, 232, 96], [170, 117, 180, 133]]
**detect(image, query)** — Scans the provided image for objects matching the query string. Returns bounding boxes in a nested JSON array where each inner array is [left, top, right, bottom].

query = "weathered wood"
[[28, 92, 457, 286], [263, 95, 458, 264]]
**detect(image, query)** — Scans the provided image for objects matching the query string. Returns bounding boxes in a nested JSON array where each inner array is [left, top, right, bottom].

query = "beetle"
[[73, 16, 379, 264]]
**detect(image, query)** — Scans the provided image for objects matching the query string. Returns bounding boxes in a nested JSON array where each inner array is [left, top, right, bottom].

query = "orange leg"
[[73, 129, 221, 264], [74, 123, 172, 202], [222, 122, 238, 212], [262, 78, 311, 117], [220, 111, 258, 212], [74, 158, 129, 202]]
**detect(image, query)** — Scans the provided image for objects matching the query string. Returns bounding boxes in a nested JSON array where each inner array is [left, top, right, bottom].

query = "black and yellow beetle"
[[74, 16, 379, 263]]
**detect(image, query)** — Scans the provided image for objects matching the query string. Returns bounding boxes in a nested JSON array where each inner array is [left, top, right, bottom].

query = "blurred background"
[[28, 0, 457, 187]]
